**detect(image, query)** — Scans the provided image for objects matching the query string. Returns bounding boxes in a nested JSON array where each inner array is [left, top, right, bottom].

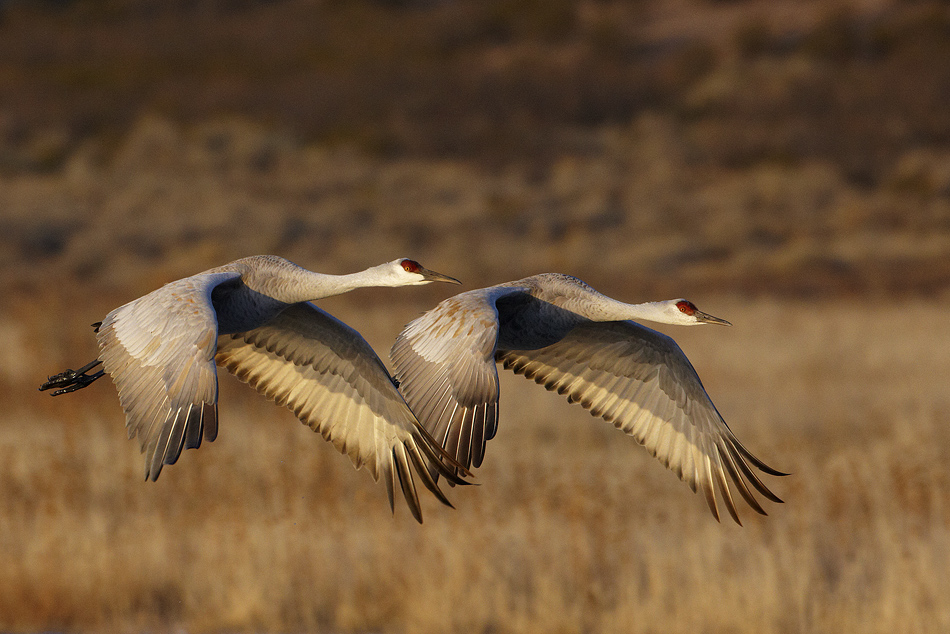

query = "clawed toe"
[[47, 371, 105, 395], [39, 360, 104, 395]]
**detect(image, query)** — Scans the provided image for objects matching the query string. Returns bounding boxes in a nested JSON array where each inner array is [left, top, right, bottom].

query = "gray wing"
[[96, 271, 242, 480], [215, 302, 466, 522], [497, 320, 785, 524], [390, 288, 525, 479]]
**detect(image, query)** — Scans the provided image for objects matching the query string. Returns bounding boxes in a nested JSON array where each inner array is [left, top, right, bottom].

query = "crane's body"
[[41, 255, 464, 522], [391, 273, 784, 524]]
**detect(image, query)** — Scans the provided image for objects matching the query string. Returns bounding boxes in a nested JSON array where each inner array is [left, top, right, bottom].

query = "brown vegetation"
[[1, 0, 950, 632], [6, 299, 950, 633]]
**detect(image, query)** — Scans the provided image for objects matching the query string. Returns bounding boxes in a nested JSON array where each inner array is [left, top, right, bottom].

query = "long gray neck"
[[236, 258, 397, 304], [515, 274, 683, 326], [287, 270, 374, 302], [596, 299, 672, 323], [543, 281, 667, 323], [258, 270, 378, 304], [213, 258, 393, 334]]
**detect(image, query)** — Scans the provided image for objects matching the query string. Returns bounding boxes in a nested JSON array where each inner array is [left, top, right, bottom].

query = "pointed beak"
[[696, 310, 732, 326], [419, 267, 462, 285]]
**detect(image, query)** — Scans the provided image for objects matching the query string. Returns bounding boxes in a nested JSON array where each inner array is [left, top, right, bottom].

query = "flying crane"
[[390, 273, 785, 524], [41, 255, 466, 522]]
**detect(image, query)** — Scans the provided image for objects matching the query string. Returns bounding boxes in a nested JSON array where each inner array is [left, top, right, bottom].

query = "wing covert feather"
[[96, 271, 239, 480], [391, 288, 525, 477]]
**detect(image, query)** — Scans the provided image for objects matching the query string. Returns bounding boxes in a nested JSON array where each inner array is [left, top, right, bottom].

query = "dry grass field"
[[2, 0, 950, 632], [5, 297, 950, 633]]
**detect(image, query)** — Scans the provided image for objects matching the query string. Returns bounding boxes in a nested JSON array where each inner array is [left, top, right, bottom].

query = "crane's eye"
[[401, 259, 421, 273], [676, 300, 697, 315]]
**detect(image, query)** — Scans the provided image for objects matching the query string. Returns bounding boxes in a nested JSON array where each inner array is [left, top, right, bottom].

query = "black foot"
[[39, 359, 105, 395]]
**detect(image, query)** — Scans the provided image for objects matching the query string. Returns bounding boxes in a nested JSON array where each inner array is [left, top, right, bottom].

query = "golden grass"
[[2, 3, 949, 630], [5, 296, 950, 633]]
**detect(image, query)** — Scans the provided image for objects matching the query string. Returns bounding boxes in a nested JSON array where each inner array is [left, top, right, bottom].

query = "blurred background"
[[2, 0, 949, 632]]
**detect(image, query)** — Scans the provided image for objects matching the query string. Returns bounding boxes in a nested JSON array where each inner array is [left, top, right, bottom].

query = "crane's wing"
[[497, 320, 785, 524], [97, 271, 242, 480], [391, 287, 528, 480], [215, 302, 468, 522]]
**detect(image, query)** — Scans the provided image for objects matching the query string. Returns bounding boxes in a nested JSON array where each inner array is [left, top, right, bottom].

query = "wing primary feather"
[[144, 422, 167, 482], [718, 442, 766, 516], [443, 403, 463, 466], [485, 399, 499, 443], [184, 403, 204, 450], [471, 403, 486, 468], [408, 407, 474, 479], [731, 437, 789, 476], [162, 405, 191, 466], [456, 407, 474, 470], [414, 428, 472, 486], [711, 446, 741, 525], [393, 445, 423, 523], [204, 403, 219, 442], [406, 441, 454, 509], [700, 453, 720, 522], [730, 443, 785, 504], [381, 458, 397, 515], [148, 410, 178, 479]]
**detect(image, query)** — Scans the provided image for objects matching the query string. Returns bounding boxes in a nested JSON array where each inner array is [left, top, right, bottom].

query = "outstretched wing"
[[497, 320, 785, 524], [391, 288, 527, 478], [97, 271, 242, 480], [215, 302, 467, 522]]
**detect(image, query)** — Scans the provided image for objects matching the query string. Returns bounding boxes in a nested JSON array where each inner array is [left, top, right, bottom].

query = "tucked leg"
[[39, 359, 105, 395]]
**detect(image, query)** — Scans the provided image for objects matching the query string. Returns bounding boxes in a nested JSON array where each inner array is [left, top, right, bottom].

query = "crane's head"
[[385, 259, 462, 286], [661, 299, 732, 326]]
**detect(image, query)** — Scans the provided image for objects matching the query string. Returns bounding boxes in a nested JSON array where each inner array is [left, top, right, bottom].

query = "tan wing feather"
[[96, 271, 241, 480], [497, 320, 785, 524], [216, 302, 464, 522], [391, 289, 519, 478]]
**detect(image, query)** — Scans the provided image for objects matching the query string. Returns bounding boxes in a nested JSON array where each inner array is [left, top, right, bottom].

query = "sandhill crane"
[[40, 255, 467, 522], [390, 273, 786, 524]]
